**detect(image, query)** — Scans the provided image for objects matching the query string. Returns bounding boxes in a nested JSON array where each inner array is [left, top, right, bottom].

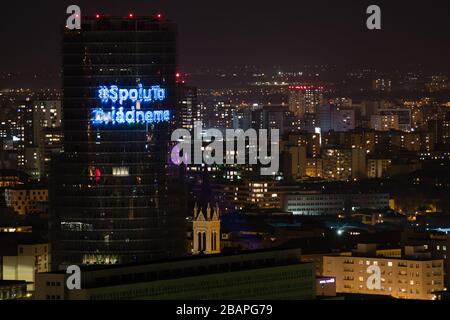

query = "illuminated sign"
[[98, 84, 166, 105], [319, 278, 335, 285], [92, 84, 170, 126], [92, 107, 170, 125]]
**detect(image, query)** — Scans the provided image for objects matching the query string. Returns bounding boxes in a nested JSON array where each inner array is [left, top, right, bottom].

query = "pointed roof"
[[212, 204, 220, 221], [196, 208, 206, 221]]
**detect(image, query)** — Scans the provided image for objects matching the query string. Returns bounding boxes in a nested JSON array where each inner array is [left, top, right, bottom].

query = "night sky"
[[1, 0, 450, 87]]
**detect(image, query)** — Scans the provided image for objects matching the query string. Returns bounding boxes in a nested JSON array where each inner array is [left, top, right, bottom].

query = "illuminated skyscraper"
[[177, 84, 199, 131], [315, 105, 355, 132], [51, 15, 186, 269], [378, 108, 412, 132], [370, 114, 399, 131], [288, 85, 324, 117], [210, 101, 235, 132], [26, 101, 62, 180]]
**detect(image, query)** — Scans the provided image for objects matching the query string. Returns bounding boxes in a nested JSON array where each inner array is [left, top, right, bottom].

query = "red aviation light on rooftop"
[[128, 13, 134, 18], [153, 13, 164, 21], [176, 72, 182, 84], [95, 14, 100, 19]]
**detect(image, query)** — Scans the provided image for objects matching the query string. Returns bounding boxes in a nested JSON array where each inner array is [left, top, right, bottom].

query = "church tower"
[[192, 203, 220, 255]]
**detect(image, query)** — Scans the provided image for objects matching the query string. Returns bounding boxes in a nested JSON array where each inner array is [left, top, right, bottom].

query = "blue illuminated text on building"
[[92, 84, 170, 126], [92, 107, 170, 125], [98, 84, 166, 105]]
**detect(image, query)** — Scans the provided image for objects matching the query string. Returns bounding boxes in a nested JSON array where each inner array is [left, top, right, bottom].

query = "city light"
[[2, 2, 450, 306]]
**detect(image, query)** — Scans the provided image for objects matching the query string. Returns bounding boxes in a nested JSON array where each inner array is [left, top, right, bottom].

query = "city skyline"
[[2, 1, 450, 303]]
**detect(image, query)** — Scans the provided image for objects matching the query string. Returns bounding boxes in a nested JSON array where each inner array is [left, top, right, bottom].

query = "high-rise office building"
[[177, 84, 199, 131], [51, 14, 186, 269], [251, 106, 287, 135], [321, 148, 352, 181], [378, 108, 412, 132], [367, 158, 392, 178], [232, 107, 252, 130], [41, 127, 63, 179], [428, 119, 450, 148], [370, 114, 399, 131], [12, 101, 33, 169], [322, 148, 364, 181], [210, 101, 235, 132], [315, 105, 355, 132], [24, 101, 63, 180]]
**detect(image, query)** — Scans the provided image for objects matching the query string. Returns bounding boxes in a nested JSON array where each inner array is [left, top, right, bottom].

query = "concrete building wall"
[[4, 188, 48, 215], [2, 256, 35, 291], [67, 264, 316, 300], [18, 243, 51, 273]]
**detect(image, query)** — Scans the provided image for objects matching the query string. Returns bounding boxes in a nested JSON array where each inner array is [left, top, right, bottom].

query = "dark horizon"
[[1, 0, 450, 88]]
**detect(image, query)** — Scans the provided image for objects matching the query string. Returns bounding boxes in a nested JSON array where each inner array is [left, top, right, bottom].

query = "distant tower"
[[192, 203, 220, 255]]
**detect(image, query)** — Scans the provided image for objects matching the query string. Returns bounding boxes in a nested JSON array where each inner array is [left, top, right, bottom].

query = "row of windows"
[[340, 259, 442, 268], [7, 190, 46, 195], [46, 281, 62, 287], [289, 202, 343, 206], [19, 246, 48, 254], [14, 197, 45, 203]]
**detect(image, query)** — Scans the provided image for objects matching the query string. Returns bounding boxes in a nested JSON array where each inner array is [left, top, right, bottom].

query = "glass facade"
[[51, 16, 186, 269]]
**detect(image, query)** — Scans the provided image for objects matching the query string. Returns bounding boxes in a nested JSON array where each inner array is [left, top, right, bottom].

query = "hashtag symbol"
[[98, 86, 110, 103]]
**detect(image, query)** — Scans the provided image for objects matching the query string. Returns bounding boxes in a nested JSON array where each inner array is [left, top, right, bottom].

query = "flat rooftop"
[[51, 247, 304, 274], [0, 280, 27, 287]]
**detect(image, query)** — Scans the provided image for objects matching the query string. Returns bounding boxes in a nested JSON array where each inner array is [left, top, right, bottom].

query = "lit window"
[[112, 167, 129, 177], [388, 262, 393, 267]]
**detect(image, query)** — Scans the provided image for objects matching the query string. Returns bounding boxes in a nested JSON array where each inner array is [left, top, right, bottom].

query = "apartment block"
[[323, 246, 444, 300]]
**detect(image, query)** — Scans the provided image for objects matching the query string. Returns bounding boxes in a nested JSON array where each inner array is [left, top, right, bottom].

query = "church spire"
[[212, 203, 220, 221], [206, 203, 211, 220], [193, 202, 198, 220], [192, 203, 221, 255]]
